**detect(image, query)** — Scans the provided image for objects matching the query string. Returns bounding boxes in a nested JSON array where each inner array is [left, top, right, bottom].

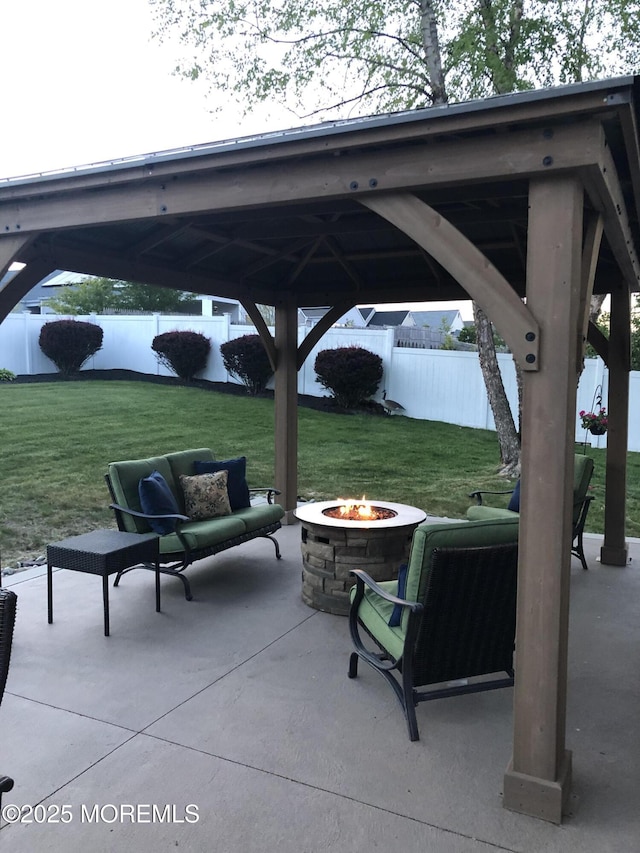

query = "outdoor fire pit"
[[294, 499, 427, 616]]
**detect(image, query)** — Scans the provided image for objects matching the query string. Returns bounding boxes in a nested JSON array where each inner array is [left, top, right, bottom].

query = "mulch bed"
[[11, 369, 387, 416]]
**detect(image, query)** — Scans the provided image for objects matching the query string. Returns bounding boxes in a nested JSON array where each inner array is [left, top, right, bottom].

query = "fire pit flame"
[[322, 497, 398, 522]]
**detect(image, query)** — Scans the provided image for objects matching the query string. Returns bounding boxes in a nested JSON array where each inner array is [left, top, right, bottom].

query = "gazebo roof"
[[1, 75, 639, 320]]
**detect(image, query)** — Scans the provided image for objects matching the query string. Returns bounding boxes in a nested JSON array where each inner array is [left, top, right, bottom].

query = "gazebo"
[[0, 76, 636, 823]]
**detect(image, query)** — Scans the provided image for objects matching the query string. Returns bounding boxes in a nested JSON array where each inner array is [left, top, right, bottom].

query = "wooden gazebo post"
[[601, 285, 631, 565], [503, 176, 585, 823], [274, 296, 299, 520]]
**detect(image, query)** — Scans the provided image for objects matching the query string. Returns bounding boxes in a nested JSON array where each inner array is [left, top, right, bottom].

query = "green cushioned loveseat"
[[105, 447, 284, 600]]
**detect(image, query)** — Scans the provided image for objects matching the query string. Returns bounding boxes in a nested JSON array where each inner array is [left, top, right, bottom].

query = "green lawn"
[[0, 380, 636, 569]]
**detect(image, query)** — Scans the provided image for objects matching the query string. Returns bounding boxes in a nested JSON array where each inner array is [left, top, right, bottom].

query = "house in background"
[[298, 306, 371, 327], [367, 307, 464, 333], [409, 308, 464, 333], [16, 270, 86, 313]]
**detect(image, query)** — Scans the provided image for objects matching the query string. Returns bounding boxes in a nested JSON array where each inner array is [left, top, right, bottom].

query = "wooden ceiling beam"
[[47, 242, 274, 304], [579, 148, 640, 290], [0, 123, 605, 236], [125, 221, 193, 257]]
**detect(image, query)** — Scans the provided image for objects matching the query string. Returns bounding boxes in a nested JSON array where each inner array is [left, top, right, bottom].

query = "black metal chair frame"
[[349, 543, 518, 742], [105, 474, 282, 601], [468, 486, 594, 572], [0, 588, 17, 810]]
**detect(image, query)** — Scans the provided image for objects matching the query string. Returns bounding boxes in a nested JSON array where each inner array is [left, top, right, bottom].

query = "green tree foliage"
[[220, 334, 273, 394], [116, 282, 199, 313], [152, 330, 212, 380], [44, 277, 199, 315], [38, 320, 104, 375], [44, 278, 119, 315], [314, 346, 383, 409], [457, 325, 476, 345], [152, 0, 639, 119]]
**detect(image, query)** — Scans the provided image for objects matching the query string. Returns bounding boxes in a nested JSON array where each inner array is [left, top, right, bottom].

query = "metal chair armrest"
[[468, 489, 515, 506], [248, 487, 281, 505], [350, 569, 423, 613], [109, 503, 189, 523]]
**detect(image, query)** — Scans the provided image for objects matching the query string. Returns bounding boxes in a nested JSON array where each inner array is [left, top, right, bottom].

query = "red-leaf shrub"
[[38, 319, 103, 376], [220, 334, 272, 395], [152, 330, 211, 380], [314, 346, 383, 409]]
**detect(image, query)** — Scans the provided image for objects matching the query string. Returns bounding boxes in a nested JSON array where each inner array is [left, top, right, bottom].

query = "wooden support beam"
[[297, 301, 355, 369], [503, 176, 584, 824], [359, 192, 540, 371], [0, 235, 38, 321], [48, 243, 275, 305], [587, 321, 610, 365], [274, 298, 299, 520], [601, 285, 631, 566], [580, 142, 640, 292], [577, 213, 604, 366], [240, 300, 277, 372]]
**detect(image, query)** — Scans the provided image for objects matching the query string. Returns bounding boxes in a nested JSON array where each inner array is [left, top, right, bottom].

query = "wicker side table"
[[47, 530, 160, 637]]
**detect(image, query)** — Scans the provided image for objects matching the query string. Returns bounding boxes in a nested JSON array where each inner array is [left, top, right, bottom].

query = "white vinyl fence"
[[0, 312, 635, 451]]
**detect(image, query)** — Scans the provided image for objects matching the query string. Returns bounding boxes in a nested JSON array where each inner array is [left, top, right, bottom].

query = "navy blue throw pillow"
[[507, 479, 521, 512], [388, 563, 408, 627], [138, 470, 180, 535], [193, 457, 251, 511]]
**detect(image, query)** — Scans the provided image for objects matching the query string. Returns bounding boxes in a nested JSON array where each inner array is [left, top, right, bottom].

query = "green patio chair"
[[467, 453, 594, 571], [0, 588, 17, 809], [348, 517, 519, 742]]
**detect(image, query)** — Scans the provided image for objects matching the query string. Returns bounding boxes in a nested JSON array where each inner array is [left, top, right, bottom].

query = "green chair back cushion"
[[403, 517, 520, 631], [108, 455, 176, 534]]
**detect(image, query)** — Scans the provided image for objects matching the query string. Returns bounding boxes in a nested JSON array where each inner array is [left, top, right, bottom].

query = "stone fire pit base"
[[295, 501, 426, 616]]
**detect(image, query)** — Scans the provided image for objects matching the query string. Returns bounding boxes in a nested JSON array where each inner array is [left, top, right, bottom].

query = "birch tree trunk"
[[474, 305, 520, 476]]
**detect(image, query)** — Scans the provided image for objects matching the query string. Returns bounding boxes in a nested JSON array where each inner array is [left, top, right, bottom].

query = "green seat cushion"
[[159, 515, 247, 555], [231, 503, 285, 532], [466, 506, 519, 522], [349, 579, 406, 661]]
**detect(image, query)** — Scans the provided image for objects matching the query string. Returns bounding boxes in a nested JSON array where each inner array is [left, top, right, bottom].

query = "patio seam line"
[[136, 609, 320, 734], [3, 610, 320, 738], [133, 731, 523, 853], [2, 690, 140, 733], [0, 730, 142, 828]]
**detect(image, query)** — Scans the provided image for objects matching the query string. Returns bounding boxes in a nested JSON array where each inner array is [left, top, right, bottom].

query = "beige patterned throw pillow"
[[179, 470, 232, 520]]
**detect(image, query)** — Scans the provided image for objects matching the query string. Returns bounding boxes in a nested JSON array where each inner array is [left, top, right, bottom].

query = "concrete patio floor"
[[1, 521, 638, 852]]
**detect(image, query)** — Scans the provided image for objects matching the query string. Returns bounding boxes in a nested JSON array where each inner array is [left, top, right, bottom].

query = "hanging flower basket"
[[580, 408, 608, 435]]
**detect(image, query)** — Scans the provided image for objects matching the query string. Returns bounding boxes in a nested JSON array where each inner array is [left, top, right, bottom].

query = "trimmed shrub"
[[220, 334, 272, 395], [38, 319, 103, 376], [0, 368, 16, 382], [314, 346, 383, 409], [151, 330, 211, 380]]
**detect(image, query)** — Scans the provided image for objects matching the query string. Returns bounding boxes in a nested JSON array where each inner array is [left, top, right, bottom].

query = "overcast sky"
[[0, 0, 295, 179]]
